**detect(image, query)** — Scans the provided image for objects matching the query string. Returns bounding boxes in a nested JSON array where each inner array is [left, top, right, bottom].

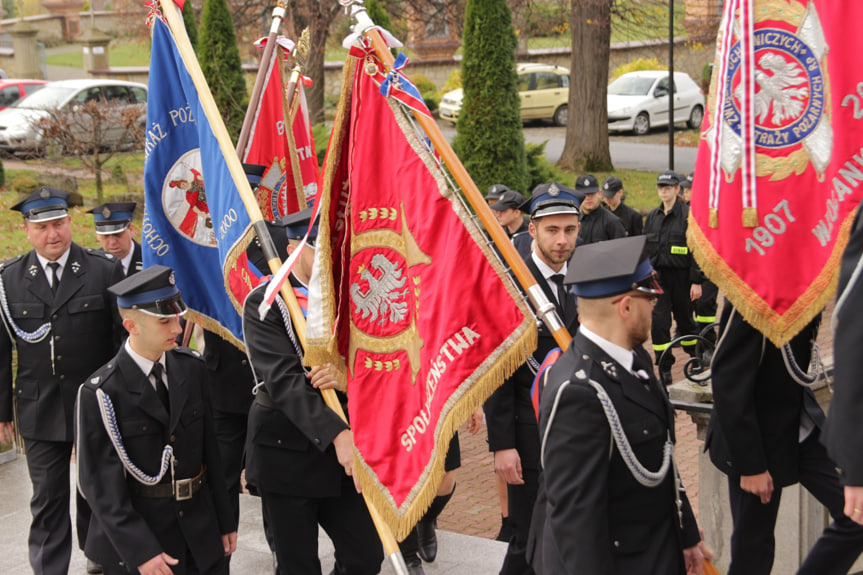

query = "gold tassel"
[[709, 208, 718, 229], [742, 206, 758, 228]]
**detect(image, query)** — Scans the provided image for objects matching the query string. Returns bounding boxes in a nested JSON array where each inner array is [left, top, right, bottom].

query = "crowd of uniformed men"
[[2, 164, 863, 575]]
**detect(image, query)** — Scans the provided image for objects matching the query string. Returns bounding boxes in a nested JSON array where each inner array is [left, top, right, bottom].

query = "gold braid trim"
[[688, 208, 854, 347], [753, 1, 807, 24], [303, 56, 357, 369]]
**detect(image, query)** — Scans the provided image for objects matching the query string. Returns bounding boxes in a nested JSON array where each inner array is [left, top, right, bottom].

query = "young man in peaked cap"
[[75, 265, 237, 575], [492, 189, 530, 238], [530, 236, 703, 575], [575, 174, 625, 245], [601, 176, 643, 237], [485, 181, 582, 575], [0, 186, 125, 574], [486, 183, 512, 206], [88, 201, 143, 278], [242, 207, 383, 575]]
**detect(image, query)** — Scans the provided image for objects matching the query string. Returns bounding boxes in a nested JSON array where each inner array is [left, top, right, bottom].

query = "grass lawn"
[[46, 41, 152, 68]]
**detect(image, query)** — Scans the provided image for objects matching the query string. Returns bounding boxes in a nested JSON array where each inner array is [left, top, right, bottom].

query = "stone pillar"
[[41, 0, 86, 41], [78, 27, 111, 75], [8, 20, 42, 80], [669, 375, 863, 574]]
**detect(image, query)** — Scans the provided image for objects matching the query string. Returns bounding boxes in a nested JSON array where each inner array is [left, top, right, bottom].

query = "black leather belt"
[[128, 467, 206, 501], [254, 388, 276, 409]]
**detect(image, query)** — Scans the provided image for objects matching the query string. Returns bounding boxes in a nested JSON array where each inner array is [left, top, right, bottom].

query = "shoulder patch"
[[174, 346, 202, 358], [0, 254, 24, 272]]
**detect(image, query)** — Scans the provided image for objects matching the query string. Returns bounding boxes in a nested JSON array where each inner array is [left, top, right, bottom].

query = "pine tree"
[[453, 0, 527, 195], [182, 0, 199, 50], [197, 0, 247, 142]]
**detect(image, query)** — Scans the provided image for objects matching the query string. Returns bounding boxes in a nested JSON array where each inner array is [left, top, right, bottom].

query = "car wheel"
[[688, 105, 704, 130], [633, 112, 650, 135], [553, 104, 568, 127]]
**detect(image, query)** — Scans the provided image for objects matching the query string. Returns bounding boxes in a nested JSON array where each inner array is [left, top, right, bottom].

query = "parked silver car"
[[607, 70, 704, 135], [0, 79, 147, 155]]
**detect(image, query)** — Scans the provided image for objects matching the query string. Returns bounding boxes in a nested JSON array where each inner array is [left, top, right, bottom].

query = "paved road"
[[437, 121, 698, 174]]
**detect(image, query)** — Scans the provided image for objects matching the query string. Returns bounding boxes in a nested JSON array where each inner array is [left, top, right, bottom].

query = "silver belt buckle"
[[174, 478, 193, 501]]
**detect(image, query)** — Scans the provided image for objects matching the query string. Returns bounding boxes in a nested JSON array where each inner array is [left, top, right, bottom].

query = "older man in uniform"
[[87, 202, 143, 277], [531, 236, 703, 574], [601, 176, 643, 237], [485, 182, 582, 575], [243, 208, 383, 575], [0, 187, 125, 574], [575, 174, 625, 245], [75, 265, 237, 574]]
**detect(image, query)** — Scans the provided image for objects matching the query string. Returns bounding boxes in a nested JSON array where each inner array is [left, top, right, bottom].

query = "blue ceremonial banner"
[[143, 17, 259, 347]]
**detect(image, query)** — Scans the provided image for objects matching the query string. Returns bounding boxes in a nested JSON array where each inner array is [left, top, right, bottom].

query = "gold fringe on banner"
[[348, 96, 538, 540], [302, 56, 357, 370], [181, 309, 245, 351], [687, 209, 855, 347], [221, 225, 257, 313], [742, 206, 758, 228]]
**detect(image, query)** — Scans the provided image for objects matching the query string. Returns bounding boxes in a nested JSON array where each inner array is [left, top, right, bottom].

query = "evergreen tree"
[[182, 0, 199, 50], [197, 0, 247, 142], [453, 0, 527, 195]]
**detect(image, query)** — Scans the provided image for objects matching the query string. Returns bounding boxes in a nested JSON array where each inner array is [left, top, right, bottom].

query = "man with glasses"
[[530, 236, 703, 575]]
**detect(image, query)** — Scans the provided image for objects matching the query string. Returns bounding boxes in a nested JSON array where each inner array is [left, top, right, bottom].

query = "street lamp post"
[[669, 0, 675, 170]]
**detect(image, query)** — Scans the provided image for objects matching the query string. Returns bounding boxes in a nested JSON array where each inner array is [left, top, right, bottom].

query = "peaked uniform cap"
[[602, 176, 623, 198], [87, 201, 136, 235], [11, 187, 71, 222], [565, 236, 661, 298], [522, 181, 583, 219], [574, 174, 600, 195], [491, 189, 526, 211], [243, 163, 266, 188], [486, 184, 511, 201], [281, 207, 318, 241], [109, 264, 187, 317], [656, 170, 680, 186]]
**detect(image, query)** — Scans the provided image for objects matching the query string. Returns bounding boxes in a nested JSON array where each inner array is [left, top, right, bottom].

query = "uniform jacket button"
[[643, 428, 649, 435], [52, 314, 58, 320], [142, 426, 148, 432], [170, 434, 176, 442], [241, 359, 248, 365], [59, 375, 65, 380], [178, 510, 184, 518], [613, 540, 620, 548], [277, 439, 282, 445], [54, 335, 61, 341], [314, 438, 321, 445], [56, 355, 62, 361]]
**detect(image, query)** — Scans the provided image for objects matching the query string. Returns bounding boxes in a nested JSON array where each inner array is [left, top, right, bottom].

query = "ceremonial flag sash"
[[143, 16, 260, 347], [305, 46, 536, 538], [689, 0, 863, 344]]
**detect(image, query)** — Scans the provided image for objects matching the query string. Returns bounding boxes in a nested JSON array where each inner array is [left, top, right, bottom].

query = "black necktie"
[[550, 274, 567, 316], [47, 262, 60, 295], [150, 362, 169, 412]]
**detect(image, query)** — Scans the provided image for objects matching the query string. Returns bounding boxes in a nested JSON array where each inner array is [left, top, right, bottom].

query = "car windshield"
[[608, 76, 657, 96], [12, 87, 76, 110]]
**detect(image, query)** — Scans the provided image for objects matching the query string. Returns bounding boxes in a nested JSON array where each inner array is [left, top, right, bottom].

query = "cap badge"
[[548, 183, 560, 197], [28, 264, 38, 277], [583, 178, 590, 186], [168, 272, 176, 286], [101, 207, 112, 219], [39, 188, 50, 199], [603, 183, 608, 190]]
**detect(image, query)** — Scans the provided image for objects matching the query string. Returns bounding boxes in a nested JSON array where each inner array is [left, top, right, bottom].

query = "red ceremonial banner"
[[689, 0, 863, 345], [306, 49, 536, 537], [242, 45, 317, 219]]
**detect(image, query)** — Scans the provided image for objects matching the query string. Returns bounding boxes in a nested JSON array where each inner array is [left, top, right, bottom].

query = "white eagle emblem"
[[350, 254, 409, 325], [735, 52, 809, 126]]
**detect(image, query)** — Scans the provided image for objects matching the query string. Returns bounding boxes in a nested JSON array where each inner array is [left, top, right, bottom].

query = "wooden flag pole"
[[346, 1, 572, 352], [158, 0, 308, 351], [235, 3, 286, 157], [158, 3, 409, 571]]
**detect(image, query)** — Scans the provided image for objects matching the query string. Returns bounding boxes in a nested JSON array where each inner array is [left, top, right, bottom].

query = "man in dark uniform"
[[707, 303, 863, 574], [531, 236, 703, 574], [643, 171, 702, 385], [87, 202, 143, 277], [486, 183, 511, 207], [485, 182, 581, 575], [242, 208, 383, 575], [575, 174, 625, 245], [0, 187, 124, 575], [75, 265, 237, 574], [825, 209, 863, 524], [601, 176, 643, 237], [491, 189, 529, 239]]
